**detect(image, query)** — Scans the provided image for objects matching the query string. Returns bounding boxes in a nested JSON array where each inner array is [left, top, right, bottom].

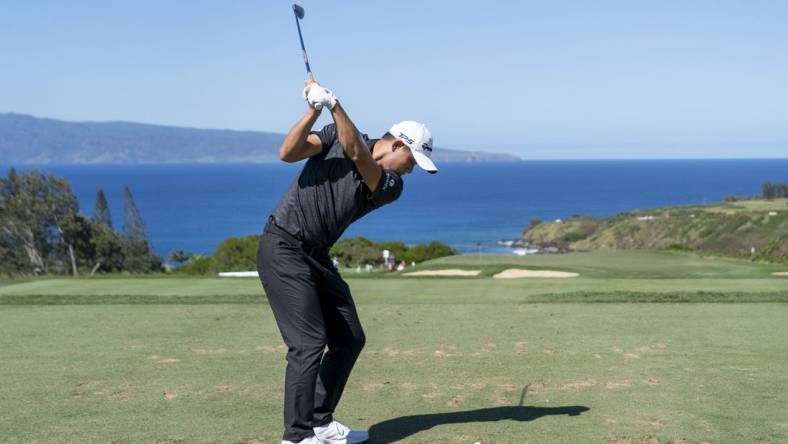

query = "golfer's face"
[[398, 147, 417, 175]]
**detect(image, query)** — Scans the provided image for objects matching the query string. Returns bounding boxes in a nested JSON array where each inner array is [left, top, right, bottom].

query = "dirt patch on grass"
[[639, 418, 665, 427], [606, 380, 632, 389], [192, 348, 227, 354], [608, 437, 660, 444], [497, 383, 519, 392], [112, 389, 134, 401], [526, 381, 545, 393], [493, 268, 579, 279], [163, 391, 177, 400], [368, 347, 422, 358], [256, 345, 287, 353], [400, 382, 417, 390], [214, 384, 232, 393], [446, 394, 465, 407], [363, 383, 385, 392], [434, 350, 458, 358], [146, 355, 179, 364], [403, 269, 481, 277], [557, 379, 596, 390], [772, 272, 788, 276]]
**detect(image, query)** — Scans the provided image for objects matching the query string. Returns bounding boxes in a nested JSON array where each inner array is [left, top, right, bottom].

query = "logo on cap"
[[398, 132, 415, 145]]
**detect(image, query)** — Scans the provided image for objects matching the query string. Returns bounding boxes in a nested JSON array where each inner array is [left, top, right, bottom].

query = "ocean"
[[6, 159, 787, 257]]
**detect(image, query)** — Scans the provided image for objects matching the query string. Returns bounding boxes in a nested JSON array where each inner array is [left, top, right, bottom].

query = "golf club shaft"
[[293, 12, 314, 80]]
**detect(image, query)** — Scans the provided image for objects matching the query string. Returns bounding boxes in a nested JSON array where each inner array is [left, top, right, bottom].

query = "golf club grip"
[[303, 51, 313, 77]]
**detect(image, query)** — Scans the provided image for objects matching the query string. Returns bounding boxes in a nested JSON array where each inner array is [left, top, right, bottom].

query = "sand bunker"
[[493, 268, 579, 279], [403, 269, 481, 277], [772, 272, 788, 277]]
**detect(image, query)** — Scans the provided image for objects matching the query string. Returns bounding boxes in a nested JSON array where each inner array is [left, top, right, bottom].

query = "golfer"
[[257, 80, 437, 444]]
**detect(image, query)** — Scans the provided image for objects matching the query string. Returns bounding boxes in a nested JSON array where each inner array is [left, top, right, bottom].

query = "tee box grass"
[[1, 250, 787, 443]]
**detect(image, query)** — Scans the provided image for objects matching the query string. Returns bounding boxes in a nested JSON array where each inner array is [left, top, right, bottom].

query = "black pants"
[[257, 217, 366, 442]]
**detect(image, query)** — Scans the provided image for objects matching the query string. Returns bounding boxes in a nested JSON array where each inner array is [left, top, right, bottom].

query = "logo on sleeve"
[[382, 171, 397, 190]]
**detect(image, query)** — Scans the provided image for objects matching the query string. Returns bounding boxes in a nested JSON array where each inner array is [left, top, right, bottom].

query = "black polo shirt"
[[270, 124, 404, 250]]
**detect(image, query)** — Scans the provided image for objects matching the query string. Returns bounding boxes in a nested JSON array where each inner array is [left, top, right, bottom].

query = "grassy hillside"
[[522, 198, 788, 263]]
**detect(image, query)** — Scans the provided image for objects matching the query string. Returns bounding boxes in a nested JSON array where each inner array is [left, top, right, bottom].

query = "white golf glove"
[[302, 84, 337, 111]]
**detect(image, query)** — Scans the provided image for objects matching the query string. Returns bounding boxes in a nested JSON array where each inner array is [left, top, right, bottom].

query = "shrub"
[[664, 243, 693, 252], [401, 241, 458, 263], [330, 237, 381, 267], [331, 237, 458, 267], [211, 234, 260, 272], [526, 219, 542, 232], [174, 255, 213, 275]]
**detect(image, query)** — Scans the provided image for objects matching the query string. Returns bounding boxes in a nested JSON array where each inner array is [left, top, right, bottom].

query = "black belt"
[[264, 215, 329, 258]]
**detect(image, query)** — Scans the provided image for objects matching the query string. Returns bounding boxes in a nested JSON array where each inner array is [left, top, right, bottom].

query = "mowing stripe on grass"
[[0, 294, 267, 305], [2, 291, 786, 305]]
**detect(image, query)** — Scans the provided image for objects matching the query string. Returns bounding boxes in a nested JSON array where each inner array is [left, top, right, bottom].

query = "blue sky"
[[1, 1, 787, 159]]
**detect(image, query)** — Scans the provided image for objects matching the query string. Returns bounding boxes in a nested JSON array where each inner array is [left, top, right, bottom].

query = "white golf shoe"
[[313, 419, 369, 444], [282, 436, 320, 444]]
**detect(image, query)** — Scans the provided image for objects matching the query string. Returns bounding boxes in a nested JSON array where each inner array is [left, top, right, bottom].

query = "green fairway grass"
[[427, 249, 787, 279], [1, 250, 787, 443]]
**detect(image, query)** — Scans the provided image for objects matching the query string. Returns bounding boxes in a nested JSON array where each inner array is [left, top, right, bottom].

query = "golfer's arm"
[[278, 108, 322, 163], [330, 102, 382, 190]]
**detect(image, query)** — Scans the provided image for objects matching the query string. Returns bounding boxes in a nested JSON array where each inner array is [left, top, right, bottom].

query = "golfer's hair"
[[381, 132, 395, 140]]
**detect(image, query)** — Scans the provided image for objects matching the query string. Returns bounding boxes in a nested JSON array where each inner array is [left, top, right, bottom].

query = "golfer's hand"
[[302, 81, 337, 111]]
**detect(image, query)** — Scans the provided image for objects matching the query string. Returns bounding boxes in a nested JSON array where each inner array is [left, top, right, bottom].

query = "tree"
[[121, 186, 161, 273], [123, 186, 147, 242], [1, 170, 162, 275], [330, 237, 458, 267], [377, 241, 408, 262], [122, 239, 162, 273], [93, 189, 112, 228], [330, 237, 381, 267], [763, 182, 775, 199], [168, 249, 193, 265], [0, 169, 52, 273], [89, 221, 125, 274], [47, 175, 81, 276]]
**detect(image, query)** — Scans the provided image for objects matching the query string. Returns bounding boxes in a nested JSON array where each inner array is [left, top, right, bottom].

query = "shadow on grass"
[[367, 405, 589, 443]]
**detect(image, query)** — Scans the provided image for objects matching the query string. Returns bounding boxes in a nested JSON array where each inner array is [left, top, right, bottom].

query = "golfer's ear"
[[391, 139, 405, 151]]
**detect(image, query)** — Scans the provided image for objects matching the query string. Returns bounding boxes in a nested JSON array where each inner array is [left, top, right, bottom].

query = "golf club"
[[292, 4, 314, 82]]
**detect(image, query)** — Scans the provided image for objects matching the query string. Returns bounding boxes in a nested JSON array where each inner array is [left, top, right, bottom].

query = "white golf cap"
[[388, 121, 437, 174]]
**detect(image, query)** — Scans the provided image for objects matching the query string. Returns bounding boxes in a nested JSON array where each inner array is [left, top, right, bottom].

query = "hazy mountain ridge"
[[0, 113, 520, 164]]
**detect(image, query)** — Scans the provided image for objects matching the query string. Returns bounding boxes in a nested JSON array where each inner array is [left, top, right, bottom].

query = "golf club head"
[[292, 4, 304, 19]]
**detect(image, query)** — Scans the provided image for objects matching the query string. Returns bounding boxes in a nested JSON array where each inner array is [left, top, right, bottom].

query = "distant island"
[[0, 113, 521, 164]]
